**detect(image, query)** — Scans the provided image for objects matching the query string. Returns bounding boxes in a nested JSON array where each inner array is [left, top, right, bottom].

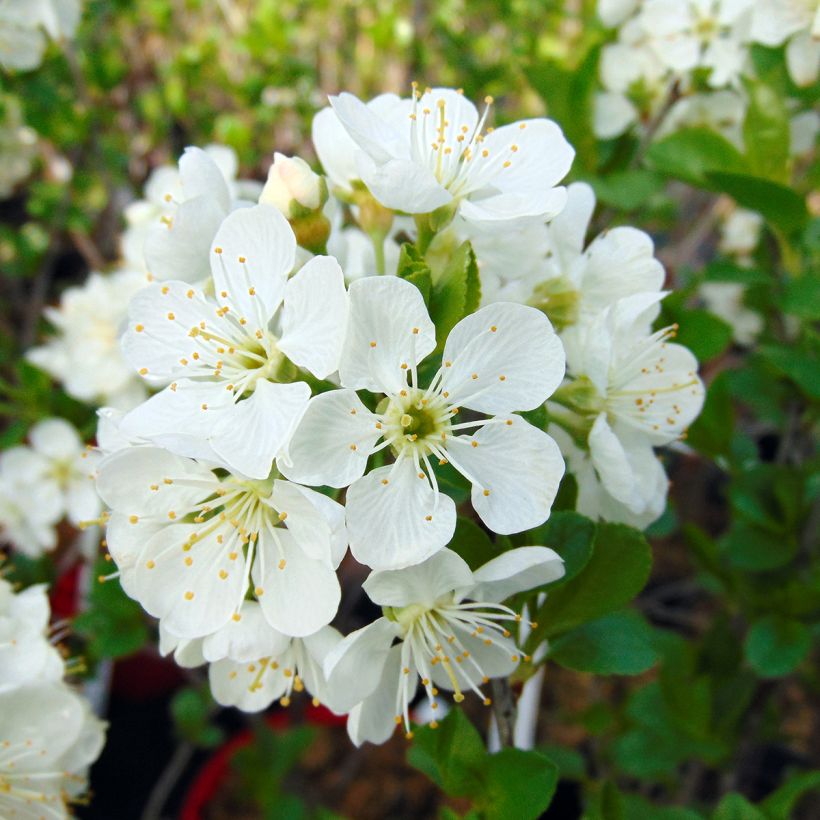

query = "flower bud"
[[260, 152, 327, 217]]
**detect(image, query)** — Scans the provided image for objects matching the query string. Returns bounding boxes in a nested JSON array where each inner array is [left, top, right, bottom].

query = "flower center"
[[382, 387, 452, 460]]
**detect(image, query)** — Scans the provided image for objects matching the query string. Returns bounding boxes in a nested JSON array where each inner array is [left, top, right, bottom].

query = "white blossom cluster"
[[0, 418, 100, 557], [54, 85, 704, 745], [0, 0, 82, 72], [595, 0, 820, 147], [0, 575, 106, 818]]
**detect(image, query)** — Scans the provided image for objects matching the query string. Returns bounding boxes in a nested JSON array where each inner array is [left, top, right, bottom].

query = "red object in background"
[[50, 561, 82, 620], [111, 649, 188, 700], [180, 705, 346, 820]]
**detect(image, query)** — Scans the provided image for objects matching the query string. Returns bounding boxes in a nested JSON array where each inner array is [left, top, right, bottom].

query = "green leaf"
[[760, 771, 820, 819], [720, 522, 798, 571], [712, 794, 768, 820], [621, 794, 705, 820], [170, 685, 223, 748], [549, 609, 660, 675], [645, 128, 747, 186], [672, 308, 734, 362], [705, 172, 809, 236], [407, 709, 486, 796], [587, 169, 665, 211], [429, 240, 480, 349], [742, 80, 791, 182], [744, 615, 812, 678], [449, 516, 498, 570], [686, 371, 735, 459], [536, 743, 586, 780], [531, 523, 652, 641], [481, 748, 558, 820], [396, 242, 433, 303], [73, 559, 149, 661], [519, 510, 596, 584], [704, 259, 771, 286], [759, 344, 820, 399], [780, 275, 820, 320]]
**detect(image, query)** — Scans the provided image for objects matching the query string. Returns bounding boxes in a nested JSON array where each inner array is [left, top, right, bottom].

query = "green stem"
[[371, 231, 386, 275], [414, 215, 436, 255]]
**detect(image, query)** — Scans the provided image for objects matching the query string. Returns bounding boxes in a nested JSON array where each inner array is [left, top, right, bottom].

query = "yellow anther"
[[184, 591, 194, 600], [135, 324, 144, 332], [146, 560, 155, 569]]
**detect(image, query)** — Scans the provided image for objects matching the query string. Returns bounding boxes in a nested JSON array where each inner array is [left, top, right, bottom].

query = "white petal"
[[346, 460, 456, 570], [179, 146, 231, 212], [202, 602, 291, 663], [588, 413, 642, 509], [253, 528, 341, 637], [548, 181, 596, 265], [575, 226, 665, 317], [121, 280, 213, 381], [363, 549, 474, 608], [469, 547, 565, 603], [96, 446, 214, 517], [29, 418, 81, 460], [278, 255, 349, 379], [449, 418, 565, 534], [270, 480, 337, 565], [323, 618, 398, 713], [347, 646, 405, 746], [478, 118, 574, 196], [209, 657, 288, 712], [209, 204, 295, 322], [440, 303, 565, 413], [279, 389, 380, 488], [119, 380, 231, 463], [339, 276, 436, 394], [133, 524, 244, 638], [145, 194, 225, 282], [65, 478, 101, 527], [459, 187, 568, 223], [358, 154, 452, 213], [210, 380, 310, 479], [329, 92, 408, 163], [593, 92, 637, 139], [786, 30, 820, 87]]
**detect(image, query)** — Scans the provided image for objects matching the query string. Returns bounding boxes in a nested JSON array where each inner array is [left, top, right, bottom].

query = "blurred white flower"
[[718, 206, 762, 259], [323, 547, 564, 745], [700, 282, 763, 346], [27, 269, 148, 409], [0, 0, 82, 71], [0, 681, 106, 819], [0, 578, 64, 693], [750, 0, 819, 87], [0, 93, 36, 197]]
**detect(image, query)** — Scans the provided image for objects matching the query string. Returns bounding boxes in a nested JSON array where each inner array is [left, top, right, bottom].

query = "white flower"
[[323, 86, 574, 225], [549, 418, 669, 527], [750, 0, 820, 87], [478, 183, 666, 328], [558, 293, 705, 447], [27, 269, 148, 409], [260, 152, 326, 215], [323, 547, 565, 745], [0, 419, 100, 556], [0, 681, 106, 819], [550, 293, 704, 520], [718, 206, 762, 259], [326, 222, 401, 281], [96, 444, 347, 640], [120, 204, 349, 479], [700, 282, 763, 346], [282, 276, 566, 570], [0, 0, 82, 71], [0, 449, 62, 557], [638, 0, 754, 88], [599, 0, 641, 27], [656, 89, 747, 149], [0, 579, 64, 693], [0, 92, 36, 197]]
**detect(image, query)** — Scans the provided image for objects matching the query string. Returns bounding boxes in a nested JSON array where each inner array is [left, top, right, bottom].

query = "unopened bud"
[[260, 152, 327, 217]]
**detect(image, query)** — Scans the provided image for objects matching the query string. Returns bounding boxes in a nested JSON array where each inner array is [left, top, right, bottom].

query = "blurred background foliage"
[[0, 0, 818, 818]]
